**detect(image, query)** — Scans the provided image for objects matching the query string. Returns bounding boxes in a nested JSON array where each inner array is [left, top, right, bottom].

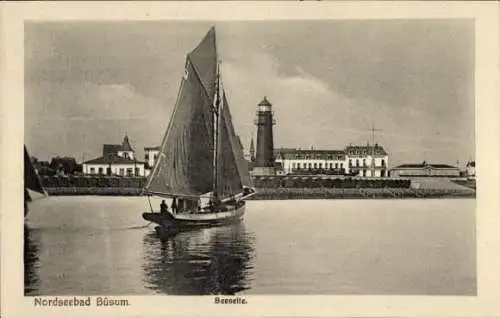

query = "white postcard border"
[[1, 2, 499, 318]]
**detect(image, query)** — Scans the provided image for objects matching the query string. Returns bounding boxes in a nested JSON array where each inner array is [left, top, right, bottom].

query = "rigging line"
[[147, 194, 154, 213], [145, 62, 187, 190]]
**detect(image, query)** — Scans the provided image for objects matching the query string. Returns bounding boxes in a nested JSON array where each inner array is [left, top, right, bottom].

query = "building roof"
[[103, 144, 122, 156], [274, 148, 346, 160], [466, 161, 475, 167], [102, 135, 134, 156], [273, 148, 299, 155], [391, 163, 458, 169], [121, 135, 133, 152], [84, 154, 144, 165], [144, 146, 160, 151], [258, 96, 272, 107], [345, 144, 388, 156]]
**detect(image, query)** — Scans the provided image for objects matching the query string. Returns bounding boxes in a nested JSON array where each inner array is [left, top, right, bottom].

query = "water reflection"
[[142, 224, 256, 295], [24, 225, 41, 295]]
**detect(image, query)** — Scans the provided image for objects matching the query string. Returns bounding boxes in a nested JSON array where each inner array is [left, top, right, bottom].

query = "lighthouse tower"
[[252, 96, 276, 176]]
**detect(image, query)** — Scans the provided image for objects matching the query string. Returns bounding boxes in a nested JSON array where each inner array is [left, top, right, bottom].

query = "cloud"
[[220, 47, 470, 166], [25, 82, 170, 160], [25, 21, 474, 166], [221, 48, 383, 150]]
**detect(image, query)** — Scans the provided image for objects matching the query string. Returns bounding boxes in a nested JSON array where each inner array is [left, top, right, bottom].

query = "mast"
[[212, 60, 221, 201], [145, 27, 247, 199], [369, 121, 381, 177]]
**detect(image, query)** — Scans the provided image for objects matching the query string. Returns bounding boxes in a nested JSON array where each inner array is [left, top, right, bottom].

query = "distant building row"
[[390, 161, 475, 179], [81, 134, 475, 180], [270, 144, 389, 177]]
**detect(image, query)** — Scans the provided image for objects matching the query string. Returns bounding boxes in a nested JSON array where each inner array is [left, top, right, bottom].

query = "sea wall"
[[246, 187, 475, 200], [40, 175, 475, 199], [45, 187, 143, 196], [41, 176, 147, 188], [252, 176, 412, 189]]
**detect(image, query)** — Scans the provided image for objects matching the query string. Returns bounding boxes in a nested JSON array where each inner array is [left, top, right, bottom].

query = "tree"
[[49, 156, 78, 175]]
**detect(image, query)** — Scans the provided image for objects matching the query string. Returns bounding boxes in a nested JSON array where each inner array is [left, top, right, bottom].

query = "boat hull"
[[143, 202, 245, 229]]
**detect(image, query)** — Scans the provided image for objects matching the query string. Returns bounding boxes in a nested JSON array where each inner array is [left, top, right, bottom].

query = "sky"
[[25, 20, 475, 167]]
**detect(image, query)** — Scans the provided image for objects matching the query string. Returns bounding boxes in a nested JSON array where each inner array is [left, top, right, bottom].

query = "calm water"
[[24, 196, 476, 295]]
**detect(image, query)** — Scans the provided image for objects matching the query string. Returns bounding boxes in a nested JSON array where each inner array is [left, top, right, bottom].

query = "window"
[[330, 163, 333, 169], [362, 159, 366, 166], [356, 159, 360, 167], [305, 155, 309, 160], [314, 163, 317, 169], [135, 168, 140, 176], [381, 170, 386, 177], [145, 154, 149, 160], [154, 154, 159, 161], [303, 163, 307, 169], [123, 152, 129, 159], [349, 159, 352, 167], [381, 159, 386, 167], [292, 163, 296, 169], [340, 163, 344, 169], [98, 167, 103, 175], [119, 168, 125, 176], [319, 163, 322, 169], [127, 168, 133, 176], [90, 167, 95, 174], [363, 169, 366, 177], [308, 163, 312, 169], [106, 167, 111, 175], [335, 163, 339, 169]]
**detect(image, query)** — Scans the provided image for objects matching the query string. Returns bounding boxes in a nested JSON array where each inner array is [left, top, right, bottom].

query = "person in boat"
[[160, 200, 169, 214], [177, 198, 184, 213], [227, 195, 237, 206], [208, 195, 222, 213], [208, 199, 215, 213], [196, 198, 202, 213], [243, 186, 252, 196], [171, 196, 178, 214]]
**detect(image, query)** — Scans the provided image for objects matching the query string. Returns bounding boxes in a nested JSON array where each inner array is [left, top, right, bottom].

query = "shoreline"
[[43, 187, 475, 200]]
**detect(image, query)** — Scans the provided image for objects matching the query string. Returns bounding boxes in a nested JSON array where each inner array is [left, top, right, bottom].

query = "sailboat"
[[24, 145, 47, 217], [142, 27, 255, 232]]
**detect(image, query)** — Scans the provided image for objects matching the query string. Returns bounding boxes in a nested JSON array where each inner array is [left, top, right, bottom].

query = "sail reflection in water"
[[142, 224, 255, 295], [24, 225, 41, 295]]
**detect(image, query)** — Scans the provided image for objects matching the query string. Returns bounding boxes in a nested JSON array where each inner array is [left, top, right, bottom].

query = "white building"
[[273, 143, 389, 177], [344, 144, 389, 177], [389, 162, 460, 178], [83, 135, 146, 177], [144, 146, 160, 176], [274, 148, 346, 175]]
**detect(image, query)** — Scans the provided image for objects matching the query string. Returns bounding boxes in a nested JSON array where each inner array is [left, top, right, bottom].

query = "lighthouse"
[[252, 96, 276, 176]]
